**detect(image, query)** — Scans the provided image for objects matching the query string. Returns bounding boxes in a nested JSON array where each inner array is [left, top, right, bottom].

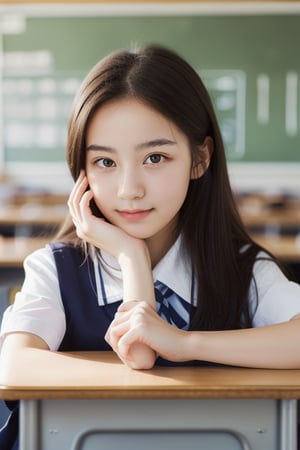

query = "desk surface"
[[252, 234, 300, 261], [237, 194, 300, 228], [242, 209, 300, 228], [0, 236, 50, 267], [1, 352, 300, 400], [0, 204, 67, 226]]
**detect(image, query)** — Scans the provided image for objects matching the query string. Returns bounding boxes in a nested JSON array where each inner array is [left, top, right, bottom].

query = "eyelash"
[[145, 153, 166, 165], [93, 153, 167, 168], [95, 158, 115, 168]]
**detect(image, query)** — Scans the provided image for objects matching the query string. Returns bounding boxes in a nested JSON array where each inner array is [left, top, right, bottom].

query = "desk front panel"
[[24, 398, 278, 450]]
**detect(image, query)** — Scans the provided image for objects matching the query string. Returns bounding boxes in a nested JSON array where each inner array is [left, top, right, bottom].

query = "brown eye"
[[146, 154, 165, 164], [98, 158, 115, 168]]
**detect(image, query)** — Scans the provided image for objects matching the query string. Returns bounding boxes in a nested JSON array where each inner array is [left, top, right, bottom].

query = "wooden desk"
[[0, 236, 50, 288], [0, 352, 299, 450], [237, 194, 300, 230], [252, 234, 300, 262], [0, 204, 67, 227], [0, 204, 67, 237], [242, 209, 300, 229], [0, 236, 50, 267]]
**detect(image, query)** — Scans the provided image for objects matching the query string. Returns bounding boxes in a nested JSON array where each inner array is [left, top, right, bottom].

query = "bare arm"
[[0, 333, 49, 386], [0, 333, 110, 387], [69, 172, 156, 369], [188, 314, 300, 368], [107, 301, 300, 369]]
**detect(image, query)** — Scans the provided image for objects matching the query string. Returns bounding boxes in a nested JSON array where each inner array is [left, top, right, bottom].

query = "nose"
[[117, 168, 145, 200]]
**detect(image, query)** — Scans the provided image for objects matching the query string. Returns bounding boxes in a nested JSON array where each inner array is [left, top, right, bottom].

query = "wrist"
[[118, 239, 151, 270], [183, 331, 205, 362], [118, 241, 155, 307]]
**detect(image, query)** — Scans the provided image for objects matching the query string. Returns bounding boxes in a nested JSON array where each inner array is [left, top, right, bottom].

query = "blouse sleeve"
[[249, 253, 300, 327], [0, 245, 66, 351]]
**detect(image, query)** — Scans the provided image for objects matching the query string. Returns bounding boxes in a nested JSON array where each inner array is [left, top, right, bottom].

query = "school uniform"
[[1, 236, 300, 449], [40, 240, 194, 355], [2, 235, 300, 348]]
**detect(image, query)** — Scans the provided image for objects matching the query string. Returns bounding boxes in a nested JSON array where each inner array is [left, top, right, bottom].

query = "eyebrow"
[[136, 138, 176, 150], [86, 138, 176, 152]]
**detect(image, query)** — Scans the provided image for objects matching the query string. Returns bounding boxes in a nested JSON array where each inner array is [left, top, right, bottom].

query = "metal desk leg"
[[20, 400, 39, 450], [279, 399, 298, 450]]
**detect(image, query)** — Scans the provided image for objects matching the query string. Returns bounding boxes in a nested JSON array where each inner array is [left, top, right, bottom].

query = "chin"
[[125, 231, 154, 240]]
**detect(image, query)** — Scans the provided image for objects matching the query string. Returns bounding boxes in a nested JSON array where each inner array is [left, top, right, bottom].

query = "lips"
[[117, 209, 153, 221]]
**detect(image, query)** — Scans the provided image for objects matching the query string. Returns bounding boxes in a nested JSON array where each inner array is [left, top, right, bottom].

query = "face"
[[85, 97, 195, 255]]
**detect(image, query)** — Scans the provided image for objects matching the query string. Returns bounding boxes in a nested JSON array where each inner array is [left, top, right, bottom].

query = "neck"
[[146, 220, 179, 268]]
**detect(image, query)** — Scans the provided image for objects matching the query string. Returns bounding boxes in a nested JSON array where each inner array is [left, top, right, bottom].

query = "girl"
[[0, 45, 300, 448]]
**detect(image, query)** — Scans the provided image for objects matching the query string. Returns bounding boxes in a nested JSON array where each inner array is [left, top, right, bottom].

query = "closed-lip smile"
[[117, 209, 153, 221]]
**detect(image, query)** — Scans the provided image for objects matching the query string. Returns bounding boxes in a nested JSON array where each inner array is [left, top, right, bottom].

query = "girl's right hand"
[[106, 300, 189, 364], [69, 171, 157, 369], [68, 171, 148, 261]]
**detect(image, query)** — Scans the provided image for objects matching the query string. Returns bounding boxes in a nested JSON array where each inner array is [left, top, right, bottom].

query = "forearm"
[[119, 244, 155, 307], [117, 244, 156, 369], [0, 335, 108, 387], [0, 347, 85, 387], [185, 317, 300, 369]]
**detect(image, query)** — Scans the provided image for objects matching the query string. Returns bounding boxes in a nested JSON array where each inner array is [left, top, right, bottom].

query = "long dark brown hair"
[[56, 45, 276, 331]]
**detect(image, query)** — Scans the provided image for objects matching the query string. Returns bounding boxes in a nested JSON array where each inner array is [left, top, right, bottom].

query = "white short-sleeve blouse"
[[1, 240, 300, 351]]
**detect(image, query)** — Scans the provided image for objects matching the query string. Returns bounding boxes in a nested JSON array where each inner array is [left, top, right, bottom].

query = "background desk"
[[237, 194, 300, 232], [0, 204, 67, 237], [252, 234, 300, 263], [0, 352, 299, 450], [0, 236, 51, 424], [0, 236, 51, 354], [0, 236, 50, 268], [0, 236, 50, 288], [250, 234, 300, 284]]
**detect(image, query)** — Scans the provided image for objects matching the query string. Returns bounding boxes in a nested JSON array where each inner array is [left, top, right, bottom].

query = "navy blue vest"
[[51, 242, 120, 352]]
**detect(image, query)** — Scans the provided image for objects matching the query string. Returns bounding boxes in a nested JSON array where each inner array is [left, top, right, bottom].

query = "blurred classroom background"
[[0, 0, 300, 312]]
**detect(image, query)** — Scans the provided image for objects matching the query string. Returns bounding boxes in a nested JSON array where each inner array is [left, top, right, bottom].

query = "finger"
[[117, 328, 142, 360], [68, 172, 88, 220], [69, 175, 88, 215], [105, 309, 133, 343], [72, 191, 95, 240], [105, 321, 130, 352], [68, 170, 85, 207], [111, 310, 131, 324], [79, 189, 95, 220], [117, 300, 147, 311], [69, 185, 92, 236]]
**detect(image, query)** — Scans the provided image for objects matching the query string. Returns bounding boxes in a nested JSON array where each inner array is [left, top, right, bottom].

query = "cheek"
[[168, 168, 191, 195], [157, 171, 190, 210], [86, 175, 111, 211]]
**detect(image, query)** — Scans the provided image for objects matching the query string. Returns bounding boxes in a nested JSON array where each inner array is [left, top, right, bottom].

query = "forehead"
[[86, 97, 187, 145]]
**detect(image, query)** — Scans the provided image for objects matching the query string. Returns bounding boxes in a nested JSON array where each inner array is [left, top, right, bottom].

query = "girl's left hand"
[[105, 301, 190, 363]]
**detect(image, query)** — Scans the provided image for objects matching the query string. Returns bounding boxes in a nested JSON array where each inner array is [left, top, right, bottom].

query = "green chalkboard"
[[2, 14, 300, 163]]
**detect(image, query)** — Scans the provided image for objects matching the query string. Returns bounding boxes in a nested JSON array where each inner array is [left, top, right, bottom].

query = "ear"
[[190, 136, 213, 180]]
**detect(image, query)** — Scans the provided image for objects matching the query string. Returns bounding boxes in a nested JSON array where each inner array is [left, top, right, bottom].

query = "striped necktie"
[[154, 280, 190, 330]]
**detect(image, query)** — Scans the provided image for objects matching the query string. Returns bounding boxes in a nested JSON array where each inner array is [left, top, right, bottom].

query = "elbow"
[[0, 339, 25, 387], [0, 354, 15, 386]]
